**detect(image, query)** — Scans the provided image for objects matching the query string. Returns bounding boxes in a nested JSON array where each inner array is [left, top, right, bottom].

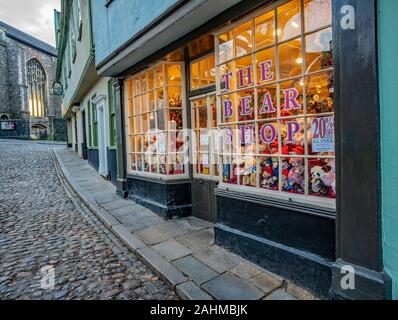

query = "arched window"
[[27, 58, 47, 117]]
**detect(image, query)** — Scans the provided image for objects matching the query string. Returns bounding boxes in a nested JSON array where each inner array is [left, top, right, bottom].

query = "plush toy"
[[286, 158, 304, 193], [310, 166, 325, 193], [321, 159, 336, 195]]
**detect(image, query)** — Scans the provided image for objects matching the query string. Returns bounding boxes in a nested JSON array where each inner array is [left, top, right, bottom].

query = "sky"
[[0, 0, 61, 47]]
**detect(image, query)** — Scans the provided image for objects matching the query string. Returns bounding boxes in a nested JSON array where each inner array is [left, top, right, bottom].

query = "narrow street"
[[0, 139, 177, 300]]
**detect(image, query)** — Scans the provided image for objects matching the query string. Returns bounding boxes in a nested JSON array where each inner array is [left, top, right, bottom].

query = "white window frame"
[[213, 0, 335, 210], [190, 92, 219, 181], [125, 61, 189, 181], [189, 53, 216, 91]]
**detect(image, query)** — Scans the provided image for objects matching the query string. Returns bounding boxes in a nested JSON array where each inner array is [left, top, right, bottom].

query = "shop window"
[[190, 54, 216, 90], [125, 62, 187, 178], [191, 94, 218, 179], [215, 0, 334, 204]]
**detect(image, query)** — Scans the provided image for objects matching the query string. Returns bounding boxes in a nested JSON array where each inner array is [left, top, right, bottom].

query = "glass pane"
[[208, 56, 216, 85], [309, 158, 336, 198], [259, 156, 279, 190], [255, 47, 276, 84], [134, 116, 141, 133], [129, 135, 135, 153], [169, 109, 183, 130], [281, 117, 305, 155], [255, 10, 275, 49], [305, 71, 334, 115], [134, 78, 140, 95], [257, 84, 277, 120], [142, 113, 149, 133], [198, 153, 210, 175], [149, 91, 155, 111], [258, 121, 279, 155], [135, 135, 143, 153], [141, 94, 149, 113], [219, 62, 235, 92], [237, 89, 255, 122], [220, 94, 236, 123], [279, 38, 302, 79], [133, 96, 141, 115], [220, 125, 235, 155], [304, 0, 332, 32], [159, 154, 167, 175], [191, 61, 200, 90], [149, 112, 156, 130], [136, 154, 143, 171], [307, 116, 335, 156], [235, 55, 253, 88], [155, 65, 164, 88], [140, 75, 147, 93], [131, 153, 137, 171], [210, 95, 217, 128], [222, 155, 237, 184], [235, 21, 253, 58], [157, 109, 166, 130], [240, 155, 256, 187], [218, 31, 234, 63], [167, 64, 182, 86], [168, 87, 182, 108], [277, 0, 301, 42], [199, 58, 209, 87], [280, 78, 304, 117], [148, 70, 154, 90], [305, 28, 333, 73], [156, 89, 165, 109], [282, 156, 305, 194]]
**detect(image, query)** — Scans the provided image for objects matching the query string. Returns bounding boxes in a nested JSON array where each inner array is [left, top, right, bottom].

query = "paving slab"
[[193, 245, 241, 273], [202, 272, 264, 300], [248, 272, 282, 294], [229, 261, 263, 280], [100, 199, 133, 211], [175, 229, 214, 252], [134, 223, 175, 245], [109, 204, 148, 217], [176, 281, 214, 300], [173, 255, 219, 285], [113, 210, 154, 225], [126, 216, 164, 232], [183, 216, 213, 229], [263, 289, 297, 300], [91, 191, 119, 204], [151, 239, 192, 261], [137, 247, 187, 288]]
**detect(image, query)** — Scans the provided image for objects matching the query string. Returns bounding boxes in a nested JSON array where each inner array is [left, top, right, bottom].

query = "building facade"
[[55, 0, 117, 184], [0, 21, 65, 140], [55, 0, 397, 299]]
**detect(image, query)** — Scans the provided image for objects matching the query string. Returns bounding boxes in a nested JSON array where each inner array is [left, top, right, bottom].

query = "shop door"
[[190, 94, 218, 222]]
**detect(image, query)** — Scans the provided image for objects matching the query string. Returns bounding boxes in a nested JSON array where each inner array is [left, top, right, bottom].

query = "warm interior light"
[[296, 57, 303, 64], [291, 21, 299, 29]]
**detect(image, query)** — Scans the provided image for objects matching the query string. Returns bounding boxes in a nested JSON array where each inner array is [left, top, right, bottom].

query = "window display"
[[125, 62, 187, 177], [215, 0, 334, 201], [190, 54, 216, 90]]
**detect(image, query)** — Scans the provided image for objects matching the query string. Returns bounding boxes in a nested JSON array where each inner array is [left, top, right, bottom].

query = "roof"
[[0, 20, 57, 57]]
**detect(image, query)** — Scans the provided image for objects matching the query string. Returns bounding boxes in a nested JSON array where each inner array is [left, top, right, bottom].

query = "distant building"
[[0, 20, 66, 140]]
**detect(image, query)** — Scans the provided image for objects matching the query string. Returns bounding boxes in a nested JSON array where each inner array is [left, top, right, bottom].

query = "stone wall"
[[0, 27, 64, 139]]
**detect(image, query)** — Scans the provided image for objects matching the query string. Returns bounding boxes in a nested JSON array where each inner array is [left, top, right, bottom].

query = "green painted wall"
[[379, 0, 398, 300]]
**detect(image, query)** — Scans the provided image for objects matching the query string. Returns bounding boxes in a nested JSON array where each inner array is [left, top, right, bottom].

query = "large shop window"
[[125, 62, 188, 178], [215, 0, 335, 205]]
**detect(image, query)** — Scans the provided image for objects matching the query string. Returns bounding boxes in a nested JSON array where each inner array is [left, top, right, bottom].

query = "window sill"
[[127, 171, 190, 185], [215, 184, 336, 219]]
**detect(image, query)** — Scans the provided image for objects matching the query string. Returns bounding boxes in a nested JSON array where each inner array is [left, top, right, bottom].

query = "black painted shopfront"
[[109, 0, 391, 299]]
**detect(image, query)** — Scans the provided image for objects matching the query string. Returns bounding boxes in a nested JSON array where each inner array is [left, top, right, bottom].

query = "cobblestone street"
[[0, 140, 177, 300]]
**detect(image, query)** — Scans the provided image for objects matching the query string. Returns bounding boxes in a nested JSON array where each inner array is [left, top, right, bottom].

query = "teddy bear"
[[321, 159, 336, 195], [310, 166, 325, 193]]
